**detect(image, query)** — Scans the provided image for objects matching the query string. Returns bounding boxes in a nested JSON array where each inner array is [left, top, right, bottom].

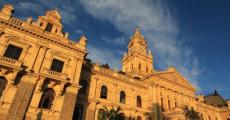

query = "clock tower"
[[122, 27, 153, 77]]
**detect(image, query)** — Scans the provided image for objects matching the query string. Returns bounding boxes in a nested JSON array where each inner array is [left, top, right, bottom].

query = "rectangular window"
[[161, 98, 165, 112], [50, 59, 64, 72], [45, 23, 53, 32], [4, 44, 23, 60]]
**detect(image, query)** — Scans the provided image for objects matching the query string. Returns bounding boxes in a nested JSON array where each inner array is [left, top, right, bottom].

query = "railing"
[[69, 41, 77, 46], [9, 17, 23, 26], [8, 17, 81, 49], [43, 68, 67, 80], [0, 56, 22, 68]]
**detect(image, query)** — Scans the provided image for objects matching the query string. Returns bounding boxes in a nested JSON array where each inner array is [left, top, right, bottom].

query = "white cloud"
[[102, 36, 127, 45], [15, 2, 42, 14], [14, 0, 77, 25], [75, 29, 84, 35], [59, 8, 77, 25], [79, 0, 202, 88], [87, 45, 121, 69]]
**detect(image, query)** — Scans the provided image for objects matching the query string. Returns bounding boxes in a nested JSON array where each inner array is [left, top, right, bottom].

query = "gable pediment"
[[155, 70, 196, 91]]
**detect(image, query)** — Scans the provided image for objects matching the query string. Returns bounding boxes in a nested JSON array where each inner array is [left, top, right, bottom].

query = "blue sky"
[[1, 0, 230, 98]]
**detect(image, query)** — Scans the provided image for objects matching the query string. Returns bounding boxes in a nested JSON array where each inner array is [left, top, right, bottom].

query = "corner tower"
[[122, 27, 153, 77]]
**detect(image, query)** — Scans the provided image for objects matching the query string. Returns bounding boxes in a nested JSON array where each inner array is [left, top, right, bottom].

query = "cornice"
[[91, 66, 148, 89], [0, 18, 87, 55], [196, 101, 225, 112]]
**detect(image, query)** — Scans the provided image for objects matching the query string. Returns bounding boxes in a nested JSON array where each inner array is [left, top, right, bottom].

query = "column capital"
[[66, 85, 79, 93]]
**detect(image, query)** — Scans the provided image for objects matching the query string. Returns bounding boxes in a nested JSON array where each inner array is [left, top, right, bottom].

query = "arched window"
[[0, 77, 7, 97], [137, 116, 142, 120], [38, 88, 55, 109], [161, 98, 164, 111], [120, 91, 126, 104], [168, 100, 171, 109], [200, 113, 203, 120], [119, 113, 125, 120], [137, 95, 142, 108], [73, 104, 83, 120], [139, 63, 141, 71], [174, 102, 177, 107], [98, 109, 106, 120], [79, 80, 87, 94], [100, 85, 107, 99], [146, 67, 148, 73]]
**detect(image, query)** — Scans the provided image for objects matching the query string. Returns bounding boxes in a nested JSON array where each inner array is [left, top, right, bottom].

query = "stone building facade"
[[0, 4, 229, 120]]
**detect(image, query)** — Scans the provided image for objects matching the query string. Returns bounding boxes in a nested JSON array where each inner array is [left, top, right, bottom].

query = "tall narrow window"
[[200, 113, 203, 120], [4, 44, 23, 60], [45, 23, 53, 32], [120, 91, 126, 104], [137, 95, 142, 108], [137, 116, 142, 120], [131, 64, 133, 71], [0, 77, 7, 97], [146, 67, 148, 73], [38, 88, 55, 109], [100, 85, 107, 99], [168, 100, 171, 109], [175, 102, 177, 107], [119, 113, 125, 120], [161, 98, 164, 111], [139, 63, 141, 71], [79, 80, 87, 94], [50, 59, 64, 72], [73, 104, 83, 120]]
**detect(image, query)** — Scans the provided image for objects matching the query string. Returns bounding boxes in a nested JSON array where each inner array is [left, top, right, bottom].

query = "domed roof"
[[128, 27, 147, 47]]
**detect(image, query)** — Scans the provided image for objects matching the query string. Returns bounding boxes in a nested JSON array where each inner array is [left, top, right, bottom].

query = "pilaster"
[[59, 85, 79, 120], [86, 101, 97, 120]]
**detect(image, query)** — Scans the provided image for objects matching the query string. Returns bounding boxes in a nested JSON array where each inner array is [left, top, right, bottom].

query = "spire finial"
[[134, 26, 141, 35]]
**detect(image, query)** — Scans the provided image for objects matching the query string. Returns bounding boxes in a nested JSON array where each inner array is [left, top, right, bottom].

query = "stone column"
[[86, 101, 97, 120], [163, 89, 168, 111], [33, 46, 48, 73], [171, 92, 176, 108], [178, 93, 182, 106], [27, 44, 41, 70], [152, 84, 158, 120], [59, 85, 79, 120], [73, 59, 83, 84], [113, 83, 117, 103], [157, 86, 163, 120], [6, 74, 38, 120]]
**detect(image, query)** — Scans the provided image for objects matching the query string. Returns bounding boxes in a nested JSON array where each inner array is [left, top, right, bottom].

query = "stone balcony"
[[42, 68, 68, 81], [9, 17, 23, 26], [0, 56, 22, 68]]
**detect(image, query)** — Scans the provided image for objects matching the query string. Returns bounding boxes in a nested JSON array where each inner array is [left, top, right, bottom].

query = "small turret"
[[0, 4, 14, 20], [27, 17, 33, 24], [79, 35, 87, 49], [148, 49, 153, 58]]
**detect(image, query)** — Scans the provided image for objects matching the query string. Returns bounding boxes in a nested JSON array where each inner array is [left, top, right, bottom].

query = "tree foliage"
[[184, 106, 201, 120], [98, 106, 124, 120]]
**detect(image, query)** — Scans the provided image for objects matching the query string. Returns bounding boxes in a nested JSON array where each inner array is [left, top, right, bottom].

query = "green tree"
[[184, 106, 201, 120], [98, 106, 123, 120]]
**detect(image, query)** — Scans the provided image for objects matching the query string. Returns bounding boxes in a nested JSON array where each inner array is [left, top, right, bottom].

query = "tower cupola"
[[122, 27, 153, 77]]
